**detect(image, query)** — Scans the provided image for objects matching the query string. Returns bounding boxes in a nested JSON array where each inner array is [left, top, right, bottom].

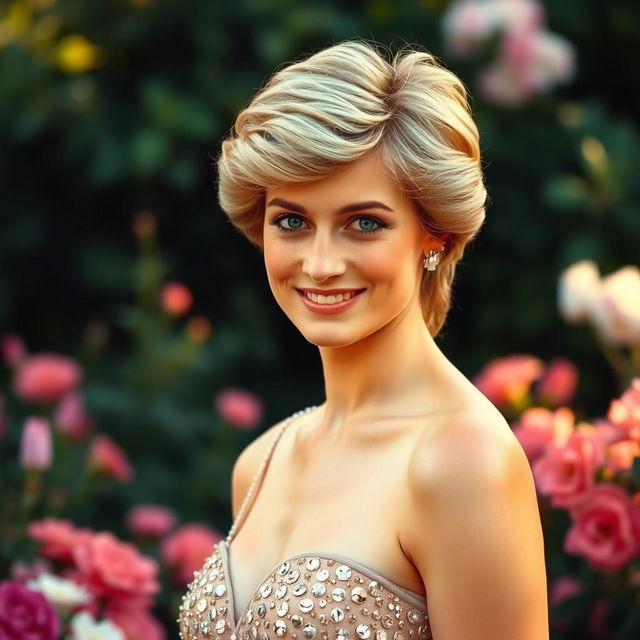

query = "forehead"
[[265, 153, 411, 210]]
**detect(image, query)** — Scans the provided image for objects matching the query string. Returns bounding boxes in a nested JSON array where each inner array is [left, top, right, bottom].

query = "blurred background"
[[1, 0, 640, 638]]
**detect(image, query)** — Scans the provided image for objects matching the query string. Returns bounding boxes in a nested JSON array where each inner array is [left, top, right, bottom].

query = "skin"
[[228, 151, 549, 639]]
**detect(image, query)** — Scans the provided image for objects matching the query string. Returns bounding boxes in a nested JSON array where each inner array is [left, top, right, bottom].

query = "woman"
[[179, 40, 548, 639]]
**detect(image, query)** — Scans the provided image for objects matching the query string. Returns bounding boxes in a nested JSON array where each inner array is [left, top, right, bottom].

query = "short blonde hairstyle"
[[217, 40, 487, 337]]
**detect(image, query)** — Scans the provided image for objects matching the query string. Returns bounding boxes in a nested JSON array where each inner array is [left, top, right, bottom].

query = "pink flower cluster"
[[5, 509, 223, 638], [215, 387, 264, 430], [442, 0, 576, 106], [23, 517, 165, 640], [512, 378, 640, 572], [473, 353, 578, 411]]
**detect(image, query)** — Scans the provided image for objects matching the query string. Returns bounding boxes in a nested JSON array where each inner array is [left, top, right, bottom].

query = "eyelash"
[[270, 214, 389, 235]]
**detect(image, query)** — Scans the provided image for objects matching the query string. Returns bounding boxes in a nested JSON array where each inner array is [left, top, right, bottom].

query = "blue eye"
[[351, 217, 382, 234], [271, 214, 305, 232], [270, 214, 387, 235]]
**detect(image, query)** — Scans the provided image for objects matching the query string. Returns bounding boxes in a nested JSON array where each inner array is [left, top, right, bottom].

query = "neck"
[[314, 302, 456, 441]]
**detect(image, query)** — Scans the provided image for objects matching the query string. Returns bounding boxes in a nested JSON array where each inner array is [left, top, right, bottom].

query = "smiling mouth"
[[296, 289, 366, 305]]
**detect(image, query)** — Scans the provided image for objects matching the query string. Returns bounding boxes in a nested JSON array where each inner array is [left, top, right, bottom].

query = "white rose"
[[557, 260, 601, 324], [26, 572, 90, 612], [590, 266, 640, 346], [69, 611, 125, 640]]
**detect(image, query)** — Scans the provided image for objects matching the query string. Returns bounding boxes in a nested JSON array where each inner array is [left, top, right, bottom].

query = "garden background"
[[1, 0, 640, 638]]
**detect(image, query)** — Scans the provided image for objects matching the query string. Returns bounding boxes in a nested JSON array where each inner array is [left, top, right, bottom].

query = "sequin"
[[356, 625, 371, 639], [299, 598, 314, 613], [335, 566, 352, 580], [331, 587, 345, 602], [330, 608, 344, 623], [285, 569, 301, 583], [351, 587, 367, 603]]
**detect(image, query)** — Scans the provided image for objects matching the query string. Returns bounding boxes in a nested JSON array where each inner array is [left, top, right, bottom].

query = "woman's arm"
[[406, 409, 549, 639]]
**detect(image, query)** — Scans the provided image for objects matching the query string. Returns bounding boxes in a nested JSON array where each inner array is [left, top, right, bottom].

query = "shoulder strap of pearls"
[[225, 405, 319, 544]]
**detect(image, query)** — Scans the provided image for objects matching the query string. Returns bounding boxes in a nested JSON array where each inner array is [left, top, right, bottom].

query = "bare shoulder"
[[408, 396, 529, 494], [404, 397, 548, 638], [230, 416, 290, 521]]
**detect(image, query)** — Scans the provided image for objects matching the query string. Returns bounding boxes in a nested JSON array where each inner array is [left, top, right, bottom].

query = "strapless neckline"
[[220, 539, 427, 632]]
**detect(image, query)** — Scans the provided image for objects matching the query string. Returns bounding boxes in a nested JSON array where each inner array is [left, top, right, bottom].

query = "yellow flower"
[[55, 34, 104, 73]]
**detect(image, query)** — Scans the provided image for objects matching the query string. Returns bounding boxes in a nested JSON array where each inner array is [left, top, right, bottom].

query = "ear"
[[423, 232, 450, 253]]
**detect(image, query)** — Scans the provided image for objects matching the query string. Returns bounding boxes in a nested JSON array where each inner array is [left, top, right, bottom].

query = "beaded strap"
[[225, 405, 319, 544]]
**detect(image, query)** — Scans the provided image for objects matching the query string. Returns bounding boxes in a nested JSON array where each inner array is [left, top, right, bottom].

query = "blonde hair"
[[217, 40, 487, 337]]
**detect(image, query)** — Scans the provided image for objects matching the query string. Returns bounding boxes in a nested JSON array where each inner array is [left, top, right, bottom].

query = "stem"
[[590, 325, 631, 380]]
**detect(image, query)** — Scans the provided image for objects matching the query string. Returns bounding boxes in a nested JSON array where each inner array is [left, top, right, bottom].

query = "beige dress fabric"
[[178, 411, 432, 640]]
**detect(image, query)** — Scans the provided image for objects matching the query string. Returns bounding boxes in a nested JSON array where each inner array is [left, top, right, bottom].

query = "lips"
[[295, 288, 366, 315], [296, 288, 366, 296]]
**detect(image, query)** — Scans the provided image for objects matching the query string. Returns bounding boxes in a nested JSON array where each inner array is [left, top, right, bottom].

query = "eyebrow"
[[266, 198, 394, 214]]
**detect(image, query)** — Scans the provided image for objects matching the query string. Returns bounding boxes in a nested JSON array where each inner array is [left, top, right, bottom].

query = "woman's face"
[[262, 152, 440, 348]]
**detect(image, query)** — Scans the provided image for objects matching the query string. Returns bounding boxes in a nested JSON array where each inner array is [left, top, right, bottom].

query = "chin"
[[291, 321, 377, 349]]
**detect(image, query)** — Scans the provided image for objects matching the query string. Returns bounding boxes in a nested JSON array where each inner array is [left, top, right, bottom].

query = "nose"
[[302, 232, 347, 282]]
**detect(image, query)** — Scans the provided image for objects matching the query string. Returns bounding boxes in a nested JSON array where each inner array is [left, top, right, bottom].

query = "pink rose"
[[512, 406, 574, 464], [20, 417, 52, 471], [1, 333, 26, 367], [73, 532, 160, 600], [13, 353, 82, 404], [161, 524, 221, 585], [87, 435, 134, 483], [549, 575, 581, 608], [533, 431, 605, 508], [535, 357, 578, 407], [215, 387, 264, 430], [55, 391, 94, 440], [27, 518, 93, 564], [160, 282, 193, 316], [9, 557, 52, 583], [126, 504, 177, 538], [104, 600, 166, 640], [442, 0, 502, 57], [604, 440, 640, 475], [0, 581, 60, 640], [472, 354, 544, 408], [608, 377, 640, 441], [564, 483, 640, 572]]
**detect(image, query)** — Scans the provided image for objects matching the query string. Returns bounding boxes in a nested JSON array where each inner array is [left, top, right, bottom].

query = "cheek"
[[263, 239, 295, 287], [358, 244, 417, 288]]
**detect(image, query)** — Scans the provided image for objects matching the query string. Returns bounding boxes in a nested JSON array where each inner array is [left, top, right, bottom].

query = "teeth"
[[305, 291, 358, 304]]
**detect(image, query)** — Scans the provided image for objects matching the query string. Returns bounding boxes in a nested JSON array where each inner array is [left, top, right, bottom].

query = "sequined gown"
[[177, 408, 432, 640]]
